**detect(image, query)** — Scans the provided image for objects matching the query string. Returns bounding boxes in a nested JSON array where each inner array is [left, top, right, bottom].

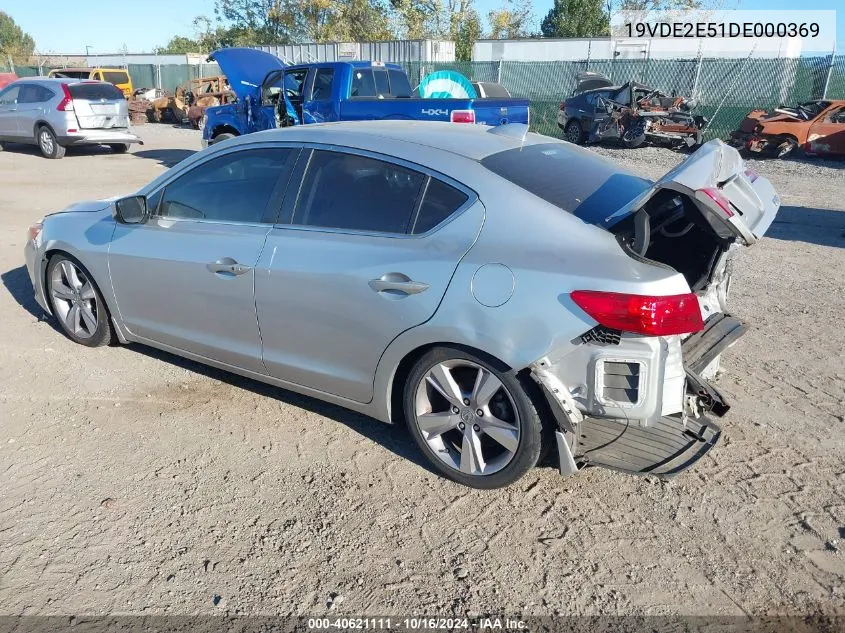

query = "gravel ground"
[[0, 125, 844, 618]]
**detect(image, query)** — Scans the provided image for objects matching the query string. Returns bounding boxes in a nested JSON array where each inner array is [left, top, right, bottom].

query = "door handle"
[[369, 273, 429, 296], [207, 258, 251, 276]]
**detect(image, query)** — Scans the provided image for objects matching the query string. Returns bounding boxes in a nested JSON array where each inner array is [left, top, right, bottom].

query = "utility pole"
[[822, 41, 836, 99]]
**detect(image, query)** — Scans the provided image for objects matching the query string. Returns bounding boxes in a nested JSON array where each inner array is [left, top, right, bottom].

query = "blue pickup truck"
[[201, 48, 530, 146]]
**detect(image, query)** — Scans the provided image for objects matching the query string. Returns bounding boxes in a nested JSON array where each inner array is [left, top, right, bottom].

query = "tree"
[[541, 0, 609, 38], [0, 11, 35, 65], [160, 36, 203, 54], [454, 7, 481, 61], [487, 0, 534, 39]]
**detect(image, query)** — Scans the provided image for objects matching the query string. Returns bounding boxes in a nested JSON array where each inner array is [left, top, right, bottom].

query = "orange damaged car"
[[729, 100, 845, 158]]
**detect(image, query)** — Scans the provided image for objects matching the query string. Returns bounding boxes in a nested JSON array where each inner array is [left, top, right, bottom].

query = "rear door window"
[[412, 179, 469, 234], [293, 150, 425, 234], [388, 69, 412, 97], [158, 148, 297, 223], [17, 84, 49, 103], [350, 69, 376, 98], [69, 82, 124, 101]]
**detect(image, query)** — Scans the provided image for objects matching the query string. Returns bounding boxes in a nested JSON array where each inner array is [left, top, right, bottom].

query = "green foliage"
[[487, 0, 534, 39], [540, 0, 609, 38], [0, 11, 35, 65]]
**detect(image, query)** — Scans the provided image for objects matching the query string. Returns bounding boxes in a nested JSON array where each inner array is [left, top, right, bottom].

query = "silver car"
[[23, 121, 779, 488], [0, 78, 141, 159]]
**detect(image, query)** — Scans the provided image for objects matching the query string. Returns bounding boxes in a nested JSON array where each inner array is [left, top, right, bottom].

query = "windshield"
[[480, 142, 651, 227]]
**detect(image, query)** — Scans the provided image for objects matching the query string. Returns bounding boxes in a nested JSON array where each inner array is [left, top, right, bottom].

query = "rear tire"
[[403, 346, 544, 489], [564, 120, 586, 145], [36, 125, 66, 159], [109, 143, 130, 153], [46, 254, 113, 347], [211, 132, 236, 145]]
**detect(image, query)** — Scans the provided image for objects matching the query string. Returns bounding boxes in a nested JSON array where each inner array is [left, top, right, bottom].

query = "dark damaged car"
[[558, 72, 707, 149]]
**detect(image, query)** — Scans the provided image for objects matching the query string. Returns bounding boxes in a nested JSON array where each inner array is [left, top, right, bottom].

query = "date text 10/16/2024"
[[308, 617, 529, 630]]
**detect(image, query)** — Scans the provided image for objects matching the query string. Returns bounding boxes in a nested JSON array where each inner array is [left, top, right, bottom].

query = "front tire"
[[211, 132, 236, 145], [37, 125, 66, 159], [403, 346, 544, 489], [46, 255, 113, 347]]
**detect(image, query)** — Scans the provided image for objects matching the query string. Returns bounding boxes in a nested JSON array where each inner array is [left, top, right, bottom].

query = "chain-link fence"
[[404, 55, 844, 140], [7, 55, 844, 141]]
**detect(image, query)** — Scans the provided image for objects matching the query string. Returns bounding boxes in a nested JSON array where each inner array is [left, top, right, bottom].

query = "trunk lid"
[[69, 82, 129, 130], [607, 139, 780, 246], [208, 48, 287, 103]]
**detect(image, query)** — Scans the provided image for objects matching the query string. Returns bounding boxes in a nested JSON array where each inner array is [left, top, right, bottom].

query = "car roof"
[[240, 120, 557, 161], [15, 77, 112, 86], [50, 67, 126, 72]]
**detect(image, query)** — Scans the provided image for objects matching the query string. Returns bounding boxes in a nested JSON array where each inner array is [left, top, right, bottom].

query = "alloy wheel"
[[39, 129, 55, 155], [50, 260, 99, 339], [565, 124, 581, 144], [413, 359, 521, 476]]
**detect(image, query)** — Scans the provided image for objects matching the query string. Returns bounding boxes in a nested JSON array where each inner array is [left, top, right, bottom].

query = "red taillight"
[[571, 290, 704, 336], [56, 84, 74, 111], [698, 187, 734, 217], [743, 168, 759, 182], [450, 109, 475, 123]]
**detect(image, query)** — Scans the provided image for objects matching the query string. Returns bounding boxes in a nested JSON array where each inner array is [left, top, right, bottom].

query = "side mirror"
[[114, 195, 148, 224]]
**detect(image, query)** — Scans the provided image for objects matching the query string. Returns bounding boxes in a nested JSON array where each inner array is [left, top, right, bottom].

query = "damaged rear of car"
[[481, 139, 779, 479], [559, 73, 707, 149]]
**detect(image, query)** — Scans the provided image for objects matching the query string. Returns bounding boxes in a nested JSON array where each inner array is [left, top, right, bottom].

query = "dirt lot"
[[1, 125, 844, 618]]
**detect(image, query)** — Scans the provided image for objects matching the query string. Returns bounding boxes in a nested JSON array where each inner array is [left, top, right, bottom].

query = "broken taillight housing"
[[571, 290, 704, 337], [559, 101, 567, 110], [56, 83, 74, 111], [450, 109, 475, 123], [743, 168, 759, 182], [698, 187, 735, 217]]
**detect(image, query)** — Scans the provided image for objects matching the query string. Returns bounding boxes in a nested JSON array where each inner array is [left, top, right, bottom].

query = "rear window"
[[52, 70, 92, 79], [69, 82, 124, 101], [476, 82, 510, 98], [102, 71, 129, 85], [480, 143, 651, 227]]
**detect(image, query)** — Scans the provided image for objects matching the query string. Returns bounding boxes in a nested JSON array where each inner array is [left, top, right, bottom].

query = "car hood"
[[208, 48, 287, 102]]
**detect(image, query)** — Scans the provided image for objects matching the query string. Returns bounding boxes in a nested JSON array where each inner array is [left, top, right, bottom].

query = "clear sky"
[[3, 0, 842, 55]]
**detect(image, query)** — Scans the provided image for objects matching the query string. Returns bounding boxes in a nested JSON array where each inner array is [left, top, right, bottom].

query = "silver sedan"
[[23, 121, 779, 488]]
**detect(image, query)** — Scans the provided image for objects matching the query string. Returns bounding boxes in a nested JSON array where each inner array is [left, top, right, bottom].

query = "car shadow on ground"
[[126, 343, 438, 474], [131, 148, 196, 168], [0, 142, 117, 158], [768, 206, 845, 248], [2, 265, 47, 318], [3, 263, 558, 479]]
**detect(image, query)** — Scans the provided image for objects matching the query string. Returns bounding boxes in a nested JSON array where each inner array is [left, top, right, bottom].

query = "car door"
[[108, 145, 299, 373], [255, 147, 483, 403], [806, 105, 845, 156], [15, 83, 54, 138], [0, 85, 21, 138], [302, 67, 336, 123]]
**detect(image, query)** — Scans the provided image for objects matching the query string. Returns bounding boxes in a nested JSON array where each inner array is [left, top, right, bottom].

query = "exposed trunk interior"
[[612, 189, 733, 292]]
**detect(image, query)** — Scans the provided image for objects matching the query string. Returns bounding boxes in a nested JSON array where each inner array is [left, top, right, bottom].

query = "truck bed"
[[338, 97, 530, 126]]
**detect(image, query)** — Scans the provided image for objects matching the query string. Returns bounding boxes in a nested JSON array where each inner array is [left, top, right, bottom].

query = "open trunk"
[[609, 140, 780, 296], [609, 140, 780, 385]]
